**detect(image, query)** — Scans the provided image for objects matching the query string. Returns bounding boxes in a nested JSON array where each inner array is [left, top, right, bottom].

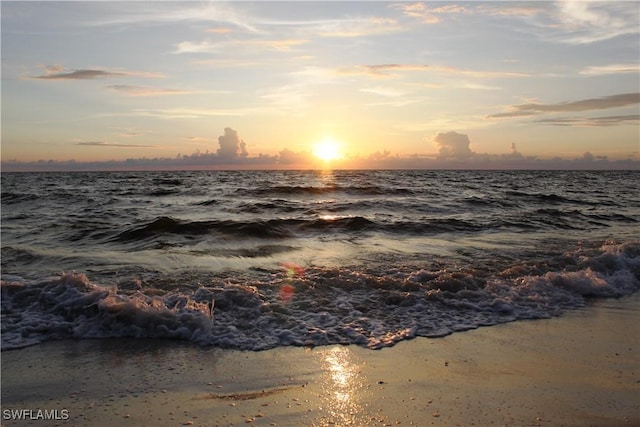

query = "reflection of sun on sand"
[[1, 295, 638, 426], [312, 138, 343, 162], [200, 386, 297, 401]]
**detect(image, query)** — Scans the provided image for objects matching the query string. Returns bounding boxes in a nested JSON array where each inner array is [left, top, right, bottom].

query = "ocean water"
[[1, 169, 639, 350]]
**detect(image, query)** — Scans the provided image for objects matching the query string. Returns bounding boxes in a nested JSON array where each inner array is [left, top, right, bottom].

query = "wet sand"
[[2, 294, 639, 427]]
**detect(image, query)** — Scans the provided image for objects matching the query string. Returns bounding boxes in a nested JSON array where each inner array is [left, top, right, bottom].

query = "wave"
[[1, 191, 40, 204], [109, 211, 624, 246], [504, 190, 608, 206], [113, 216, 297, 240], [19, 208, 635, 254], [111, 215, 492, 243], [2, 241, 638, 351], [1, 273, 214, 350], [237, 184, 415, 197], [1, 246, 42, 265], [148, 189, 181, 197]]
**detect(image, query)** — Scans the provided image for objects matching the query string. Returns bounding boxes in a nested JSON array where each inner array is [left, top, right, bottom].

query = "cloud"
[[248, 13, 405, 38], [91, 2, 402, 40], [395, 2, 637, 46], [217, 127, 248, 159], [32, 65, 164, 80], [76, 141, 157, 148], [117, 131, 144, 137], [131, 108, 252, 119], [534, 114, 640, 127], [487, 93, 640, 119], [555, 1, 639, 44], [4, 132, 639, 172], [393, 2, 547, 25], [360, 86, 406, 97], [338, 64, 432, 78], [205, 27, 234, 34], [392, 3, 469, 24], [476, 4, 545, 18], [174, 38, 308, 54], [432, 131, 474, 159], [338, 63, 528, 79], [87, 2, 260, 33], [190, 58, 261, 68], [277, 148, 313, 165], [487, 110, 539, 119], [34, 68, 124, 80], [105, 85, 191, 97], [314, 17, 402, 37], [579, 64, 640, 76]]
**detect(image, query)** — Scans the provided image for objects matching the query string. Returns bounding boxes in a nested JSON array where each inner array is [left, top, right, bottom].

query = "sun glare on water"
[[312, 138, 343, 162]]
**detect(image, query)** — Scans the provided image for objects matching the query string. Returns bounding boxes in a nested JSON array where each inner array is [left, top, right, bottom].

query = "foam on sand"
[[2, 294, 638, 426]]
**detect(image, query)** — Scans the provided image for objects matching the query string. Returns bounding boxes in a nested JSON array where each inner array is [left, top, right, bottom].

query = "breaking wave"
[[2, 241, 638, 351]]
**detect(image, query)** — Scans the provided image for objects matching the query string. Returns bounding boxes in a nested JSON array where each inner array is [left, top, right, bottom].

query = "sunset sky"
[[2, 1, 639, 170]]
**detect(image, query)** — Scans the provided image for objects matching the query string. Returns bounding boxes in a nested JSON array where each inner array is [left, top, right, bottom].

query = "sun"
[[312, 138, 343, 162]]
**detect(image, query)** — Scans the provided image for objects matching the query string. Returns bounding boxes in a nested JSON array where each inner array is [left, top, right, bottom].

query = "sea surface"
[[1, 170, 639, 350]]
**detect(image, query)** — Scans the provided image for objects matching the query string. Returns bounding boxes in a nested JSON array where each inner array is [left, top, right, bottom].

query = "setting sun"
[[312, 138, 343, 162]]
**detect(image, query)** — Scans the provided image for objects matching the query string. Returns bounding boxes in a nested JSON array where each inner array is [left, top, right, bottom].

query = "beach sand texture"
[[2, 294, 639, 427]]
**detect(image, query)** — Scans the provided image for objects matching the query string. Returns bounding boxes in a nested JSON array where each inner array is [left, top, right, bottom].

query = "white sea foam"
[[2, 241, 638, 351], [1, 273, 214, 350]]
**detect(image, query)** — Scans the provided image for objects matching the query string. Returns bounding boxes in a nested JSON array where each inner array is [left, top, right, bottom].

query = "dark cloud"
[[534, 114, 640, 127], [217, 127, 248, 159], [35, 69, 126, 80], [105, 85, 189, 96], [3, 149, 638, 172], [277, 148, 312, 165], [362, 64, 431, 76], [486, 111, 538, 119], [433, 131, 474, 159], [488, 93, 640, 119], [76, 141, 157, 148], [31, 65, 164, 80], [3, 128, 638, 172]]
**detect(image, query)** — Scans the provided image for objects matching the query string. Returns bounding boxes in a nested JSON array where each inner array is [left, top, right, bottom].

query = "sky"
[[1, 0, 639, 171]]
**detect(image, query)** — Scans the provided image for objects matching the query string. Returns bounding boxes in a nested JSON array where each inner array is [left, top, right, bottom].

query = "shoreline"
[[2, 294, 639, 427]]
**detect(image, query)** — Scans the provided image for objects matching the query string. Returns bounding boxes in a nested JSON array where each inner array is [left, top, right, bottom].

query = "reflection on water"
[[320, 346, 365, 425]]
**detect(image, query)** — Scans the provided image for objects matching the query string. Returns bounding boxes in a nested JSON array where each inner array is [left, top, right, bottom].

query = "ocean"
[[1, 169, 639, 351]]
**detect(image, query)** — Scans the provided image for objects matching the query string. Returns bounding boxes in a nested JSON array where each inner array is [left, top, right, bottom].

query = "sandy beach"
[[2, 294, 639, 427]]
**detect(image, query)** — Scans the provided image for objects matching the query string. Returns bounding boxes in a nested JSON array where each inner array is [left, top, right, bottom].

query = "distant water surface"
[[2, 170, 639, 350]]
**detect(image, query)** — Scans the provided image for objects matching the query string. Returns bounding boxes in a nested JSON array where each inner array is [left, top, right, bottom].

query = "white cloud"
[[337, 63, 528, 79], [315, 17, 402, 37], [255, 14, 404, 38], [580, 64, 640, 76], [174, 38, 308, 54], [392, 3, 469, 24], [360, 86, 406, 97], [87, 2, 261, 33], [554, 1, 639, 44]]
